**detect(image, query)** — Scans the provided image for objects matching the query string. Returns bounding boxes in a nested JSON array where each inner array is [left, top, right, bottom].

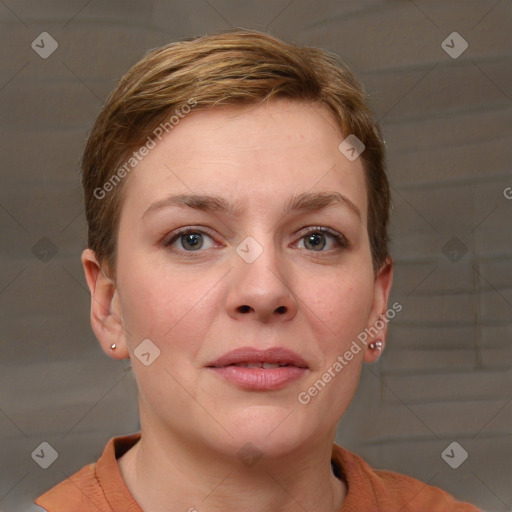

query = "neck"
[[119, 420, 346, 512]]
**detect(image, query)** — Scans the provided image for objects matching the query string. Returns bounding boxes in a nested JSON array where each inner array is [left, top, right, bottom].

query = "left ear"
[[363, 257, 394, 363]]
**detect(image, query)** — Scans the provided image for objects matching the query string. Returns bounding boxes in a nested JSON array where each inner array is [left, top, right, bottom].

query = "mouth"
[[206, 346, 309, 369], [225, 362, 296, 369], [206, 347, 309, 391]]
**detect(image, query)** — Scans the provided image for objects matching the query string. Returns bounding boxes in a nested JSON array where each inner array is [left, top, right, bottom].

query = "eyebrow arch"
[[141, 191, 361, 220], [285, 191, 361, 219]]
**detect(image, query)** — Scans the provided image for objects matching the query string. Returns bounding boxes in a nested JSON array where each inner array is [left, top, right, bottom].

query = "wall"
[[0, 1, 510, 510]]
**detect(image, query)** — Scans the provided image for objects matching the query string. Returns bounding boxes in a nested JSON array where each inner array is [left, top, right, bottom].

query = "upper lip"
[[206, 347, 309, 369]]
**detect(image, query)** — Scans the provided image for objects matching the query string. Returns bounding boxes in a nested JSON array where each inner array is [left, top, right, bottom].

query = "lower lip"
[[209, 366, 307, 391]]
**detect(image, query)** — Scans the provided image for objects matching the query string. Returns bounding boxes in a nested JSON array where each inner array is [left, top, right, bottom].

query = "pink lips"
[[206, 347, 309, 391]]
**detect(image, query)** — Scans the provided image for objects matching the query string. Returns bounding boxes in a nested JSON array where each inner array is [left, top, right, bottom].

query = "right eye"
[[164, 228, 217, 252]]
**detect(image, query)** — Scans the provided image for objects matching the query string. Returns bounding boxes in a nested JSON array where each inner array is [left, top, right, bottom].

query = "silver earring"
[[369, 341, 383, 351], [111, 343, 117, 350]]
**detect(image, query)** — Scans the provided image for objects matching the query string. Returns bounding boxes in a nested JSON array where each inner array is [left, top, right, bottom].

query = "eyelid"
[[163, 226, 220, 248], [294, 226, 350, 249]]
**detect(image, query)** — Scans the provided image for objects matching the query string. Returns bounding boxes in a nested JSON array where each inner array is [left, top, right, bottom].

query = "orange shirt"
[[35, 433, 481, 512]]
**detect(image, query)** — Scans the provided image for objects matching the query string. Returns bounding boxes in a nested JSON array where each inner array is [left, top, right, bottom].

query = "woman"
[[35, 29, 480, 511]]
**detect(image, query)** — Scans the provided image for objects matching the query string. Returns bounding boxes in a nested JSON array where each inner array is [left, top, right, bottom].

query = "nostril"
[[238, 305, 251, 313], [275, 306, 287, 315]]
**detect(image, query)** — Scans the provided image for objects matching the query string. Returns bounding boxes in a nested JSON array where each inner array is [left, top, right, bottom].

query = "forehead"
[[120, 99, 368, 222]]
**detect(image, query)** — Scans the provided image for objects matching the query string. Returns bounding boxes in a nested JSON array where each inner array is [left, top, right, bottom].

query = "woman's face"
[[107, 99, 391, 457]]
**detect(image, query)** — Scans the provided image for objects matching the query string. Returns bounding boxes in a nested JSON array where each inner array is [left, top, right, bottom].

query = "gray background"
[[1, 1, 511, 511]]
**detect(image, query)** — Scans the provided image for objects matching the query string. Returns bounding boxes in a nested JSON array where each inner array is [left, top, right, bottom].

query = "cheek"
[[118, 270, 170, 338], [304, 269, 374, 339], [118, 258, 221, 348]]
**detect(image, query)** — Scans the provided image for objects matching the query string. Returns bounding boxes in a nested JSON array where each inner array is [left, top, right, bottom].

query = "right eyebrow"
[[142, 193, 245, 219]]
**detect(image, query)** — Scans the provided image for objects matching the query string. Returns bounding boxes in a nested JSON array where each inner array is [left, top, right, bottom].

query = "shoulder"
[[34, 463, 105, 512], [34, 433, 142, 512], [370, 467, 481, 512], [332, 444, 481, 512]]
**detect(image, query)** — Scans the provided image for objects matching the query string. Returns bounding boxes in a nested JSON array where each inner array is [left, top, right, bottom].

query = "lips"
[[206, 347, 309, 391], [231, 362, 289, 369], [206, 347, 308, 369]]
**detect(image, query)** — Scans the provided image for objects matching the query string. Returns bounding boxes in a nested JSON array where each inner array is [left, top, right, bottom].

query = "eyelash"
[[164, 226, 349, 253]]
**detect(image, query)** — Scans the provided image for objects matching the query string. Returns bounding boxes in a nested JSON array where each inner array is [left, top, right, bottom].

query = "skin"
[[82, 98, 393, 512]]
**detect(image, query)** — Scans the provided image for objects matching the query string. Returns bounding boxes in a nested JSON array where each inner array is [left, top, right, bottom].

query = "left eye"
[[296, 229, 346, 252]]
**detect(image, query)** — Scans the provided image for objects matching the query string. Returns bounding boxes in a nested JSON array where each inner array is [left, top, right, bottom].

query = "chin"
[[222, 404, 313, 455]]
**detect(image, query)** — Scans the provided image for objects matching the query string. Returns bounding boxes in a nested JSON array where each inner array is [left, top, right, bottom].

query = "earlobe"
[[81, 249, 129, 360], [364, 339, 384, 364], [363, 257, 394, 364], [363, 337, 385, 364]]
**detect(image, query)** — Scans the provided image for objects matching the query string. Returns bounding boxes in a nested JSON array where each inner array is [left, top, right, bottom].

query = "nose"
[[225, 238, 298, 323]]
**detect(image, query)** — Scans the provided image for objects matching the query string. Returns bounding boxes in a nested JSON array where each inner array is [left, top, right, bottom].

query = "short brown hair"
[[82, 29, 390, 278]]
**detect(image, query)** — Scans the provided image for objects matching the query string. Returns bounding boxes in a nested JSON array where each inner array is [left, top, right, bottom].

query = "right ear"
[[81, 248, 129, 360]]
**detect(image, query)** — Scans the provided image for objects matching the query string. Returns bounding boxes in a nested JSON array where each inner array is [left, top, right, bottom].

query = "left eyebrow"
[[284, 192, 361, 220], [141, 191, 361, 220]]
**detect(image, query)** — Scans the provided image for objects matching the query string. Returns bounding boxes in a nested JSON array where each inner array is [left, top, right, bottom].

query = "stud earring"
[[369, 340, 383, 351], [111, 343, 116, 350]]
